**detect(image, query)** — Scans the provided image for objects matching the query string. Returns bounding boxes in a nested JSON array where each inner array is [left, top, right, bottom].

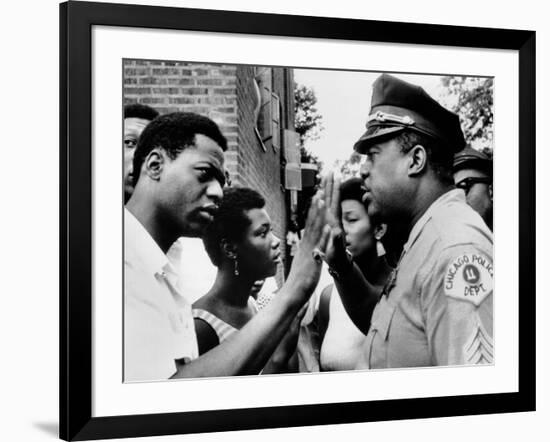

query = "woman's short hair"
[[339, 177, 366, 203], [203, 187, 266, 266]]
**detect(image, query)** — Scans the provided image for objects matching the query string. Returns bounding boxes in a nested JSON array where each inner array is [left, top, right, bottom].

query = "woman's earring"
[[376, 239, 386, 257], [374, 224, 387, 257], [233, 257, 239, 276]]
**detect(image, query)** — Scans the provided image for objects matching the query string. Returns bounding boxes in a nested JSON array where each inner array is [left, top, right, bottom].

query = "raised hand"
[[317, 172, 353, 274], [322, 171, 341, 228], [286, 190, 327, 294]]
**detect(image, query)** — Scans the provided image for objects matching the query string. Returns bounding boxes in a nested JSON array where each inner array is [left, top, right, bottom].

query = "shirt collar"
[[124, 208, 172, 276], [402, 189, 465, 254]]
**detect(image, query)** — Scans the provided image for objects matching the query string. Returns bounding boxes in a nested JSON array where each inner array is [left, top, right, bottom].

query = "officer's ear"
[[143, 147, 166, 181], [374, 223, 387, 241], [406, 144, 428, 176]]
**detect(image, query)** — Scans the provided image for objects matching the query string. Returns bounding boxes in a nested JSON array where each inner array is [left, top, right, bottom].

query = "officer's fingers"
[[318, 224, 331, 253], [334, 226, 345, 246], [305, 194, 326, 243], [332, 175, 342, 220], [318, 174, 327, 194], [317, 175, 327, 210], [312, 198, 327, 237], [330, 227, 347, 255], [304, 192, 320, 230], [324, 172, 334, 211]]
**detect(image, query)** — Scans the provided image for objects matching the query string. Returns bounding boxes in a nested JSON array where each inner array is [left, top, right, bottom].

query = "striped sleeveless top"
[[192, 297, 259, 344]]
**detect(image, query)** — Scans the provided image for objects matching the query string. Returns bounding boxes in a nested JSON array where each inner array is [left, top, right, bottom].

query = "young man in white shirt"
[[125, 112, 326, 381]]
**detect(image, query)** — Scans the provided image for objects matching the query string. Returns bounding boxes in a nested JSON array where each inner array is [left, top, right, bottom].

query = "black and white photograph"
[[1, 0, 546, 439], [122, 59, 494, 382], [53, 2, 537, 440]]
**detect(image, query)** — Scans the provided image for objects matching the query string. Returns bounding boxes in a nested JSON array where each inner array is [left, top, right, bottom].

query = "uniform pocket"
[[367, 298, 397, 368], [370, 298, 397, 340]]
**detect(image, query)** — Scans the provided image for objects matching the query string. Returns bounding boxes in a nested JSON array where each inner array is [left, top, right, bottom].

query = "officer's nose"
[[360, 162, 370, 180], [271, 234, 281, 250]]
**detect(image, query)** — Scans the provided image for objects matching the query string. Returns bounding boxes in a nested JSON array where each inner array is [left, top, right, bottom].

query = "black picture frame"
[[60, 1, 536, 440]]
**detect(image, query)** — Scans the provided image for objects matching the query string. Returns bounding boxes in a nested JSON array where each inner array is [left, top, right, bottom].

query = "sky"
[[293, 69, 449, 170]]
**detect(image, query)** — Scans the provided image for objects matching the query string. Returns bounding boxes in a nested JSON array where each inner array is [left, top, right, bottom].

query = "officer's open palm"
[[318, 172, 350, 271]]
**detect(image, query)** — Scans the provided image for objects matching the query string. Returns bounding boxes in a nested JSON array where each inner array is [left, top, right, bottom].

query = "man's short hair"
[[203, 187, 266, 267], [132, 112, 228, 186], [124, 103, 159, 121], [394, 129, 455, 185]]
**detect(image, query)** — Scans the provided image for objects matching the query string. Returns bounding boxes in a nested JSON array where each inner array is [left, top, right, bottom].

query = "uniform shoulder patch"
[[444, 252, 493, 306]]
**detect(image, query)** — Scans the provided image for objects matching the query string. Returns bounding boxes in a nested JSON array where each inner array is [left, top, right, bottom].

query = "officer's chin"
[[124, 185, 134, 205]]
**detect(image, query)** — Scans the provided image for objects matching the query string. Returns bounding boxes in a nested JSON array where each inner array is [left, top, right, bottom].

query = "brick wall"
[[124, 59, 238, 153], [236, 65, 288, 285], [124, 59, 293, 285]]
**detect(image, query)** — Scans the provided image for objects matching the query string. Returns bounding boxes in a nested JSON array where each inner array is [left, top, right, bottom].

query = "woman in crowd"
[[193, 187, 304, 373], [317, 178, 393, 371]]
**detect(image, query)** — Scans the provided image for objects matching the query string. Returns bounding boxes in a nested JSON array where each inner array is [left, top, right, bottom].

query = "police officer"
[[323, 74, 493, 368], [453, 146, 493, 230]]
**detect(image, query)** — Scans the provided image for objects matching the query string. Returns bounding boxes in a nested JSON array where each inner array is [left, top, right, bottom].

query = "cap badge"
[[367, 111, 415, 127]]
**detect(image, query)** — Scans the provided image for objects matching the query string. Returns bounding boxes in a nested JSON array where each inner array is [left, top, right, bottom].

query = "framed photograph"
[[60, 1, 535, 440]]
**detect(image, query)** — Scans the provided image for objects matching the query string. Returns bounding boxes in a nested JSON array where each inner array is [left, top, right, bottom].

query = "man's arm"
[[170, 192, 327, 378], [261, 304, 306, 374], [332, 259, 381, 335], [171, 282, 307, 378]]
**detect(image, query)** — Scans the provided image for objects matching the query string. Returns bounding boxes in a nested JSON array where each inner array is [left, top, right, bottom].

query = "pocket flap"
[[370, 297, 397, 341]]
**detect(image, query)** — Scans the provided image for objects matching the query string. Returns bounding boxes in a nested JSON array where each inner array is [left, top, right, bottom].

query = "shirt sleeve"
[[421, 245, 494, 366]]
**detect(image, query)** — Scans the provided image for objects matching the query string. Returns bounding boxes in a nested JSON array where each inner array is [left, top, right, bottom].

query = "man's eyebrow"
[[194, 162, 224, 184], [210, 164, 226, 186]]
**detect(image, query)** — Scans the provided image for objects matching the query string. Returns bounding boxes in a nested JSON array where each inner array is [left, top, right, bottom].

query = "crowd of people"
[[123, 73, 494, 382]]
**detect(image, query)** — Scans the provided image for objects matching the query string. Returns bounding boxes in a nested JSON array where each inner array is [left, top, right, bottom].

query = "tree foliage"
[[339, 151, 363, 180], [440, 76, 494, 156], [292, 83, 324, 232], [294, 83, 324, 167]]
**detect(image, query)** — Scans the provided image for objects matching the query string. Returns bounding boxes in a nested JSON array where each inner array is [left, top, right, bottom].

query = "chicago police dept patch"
[[444, 252, 493, 306]]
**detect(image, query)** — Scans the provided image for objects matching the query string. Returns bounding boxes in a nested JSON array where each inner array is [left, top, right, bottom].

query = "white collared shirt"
[[124, 209, 198, 382], [167, 237, 217, 304]]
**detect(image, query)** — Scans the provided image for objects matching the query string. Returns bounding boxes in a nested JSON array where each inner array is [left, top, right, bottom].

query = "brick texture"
[[124, 60, 295, 285], [235, 65, 289, 285]]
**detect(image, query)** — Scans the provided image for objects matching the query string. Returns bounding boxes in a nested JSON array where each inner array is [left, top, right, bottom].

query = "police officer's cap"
[[354, 74, 465, 154], [453, 146, 492, 177]]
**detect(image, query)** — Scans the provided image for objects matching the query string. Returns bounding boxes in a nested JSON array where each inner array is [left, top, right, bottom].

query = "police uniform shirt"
[[124, 208, 199, 382], [356, 189, 493, 369]]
